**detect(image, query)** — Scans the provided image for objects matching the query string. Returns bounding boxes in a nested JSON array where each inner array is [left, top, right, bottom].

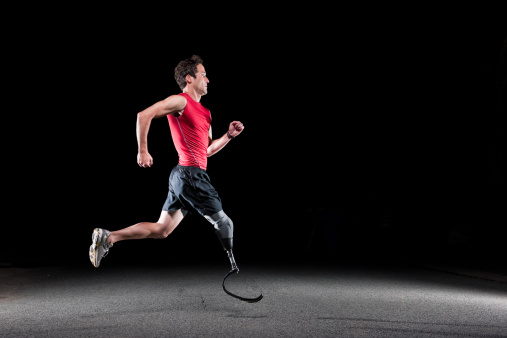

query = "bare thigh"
[[157, 209, 185, 236]]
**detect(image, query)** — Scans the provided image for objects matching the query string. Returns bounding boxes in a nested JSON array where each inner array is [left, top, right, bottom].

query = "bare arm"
[[207, 121, 245, 157], [137, 95, 186, 167]]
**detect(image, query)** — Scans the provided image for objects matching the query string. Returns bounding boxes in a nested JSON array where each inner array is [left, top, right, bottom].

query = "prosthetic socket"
[[205, 211, 238, 271]]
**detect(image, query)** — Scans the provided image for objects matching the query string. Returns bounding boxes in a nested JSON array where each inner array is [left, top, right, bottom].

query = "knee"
[[205, 211, 233, 239], [160, 229, 173, 239], [155, 223, 174, 239]]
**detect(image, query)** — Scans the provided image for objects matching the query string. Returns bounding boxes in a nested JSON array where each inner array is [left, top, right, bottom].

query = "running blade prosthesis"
[[222, 250, 263, 303]]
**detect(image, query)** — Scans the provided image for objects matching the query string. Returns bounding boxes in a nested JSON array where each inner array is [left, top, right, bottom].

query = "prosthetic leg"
[[216, 236, 238, 272], [205, 211, 262, 303], [205, 211, 237, 270]]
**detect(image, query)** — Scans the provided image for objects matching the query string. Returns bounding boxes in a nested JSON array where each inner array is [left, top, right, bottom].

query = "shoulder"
[[143, 94, 187, 118], [165, 93, 187, 106], [160, 94, 187, 116]]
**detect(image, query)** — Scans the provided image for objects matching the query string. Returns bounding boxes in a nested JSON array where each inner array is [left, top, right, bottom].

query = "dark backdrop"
[[4, 7, 506, 268]]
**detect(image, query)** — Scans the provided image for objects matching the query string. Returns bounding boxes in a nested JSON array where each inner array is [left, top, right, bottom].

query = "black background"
[[3, 6, 506, 268]]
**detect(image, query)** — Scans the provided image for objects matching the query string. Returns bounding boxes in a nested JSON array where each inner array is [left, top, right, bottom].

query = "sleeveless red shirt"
[[167, 93, 211, 170]]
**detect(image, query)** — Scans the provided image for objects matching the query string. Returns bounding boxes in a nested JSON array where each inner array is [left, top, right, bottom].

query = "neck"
[[182, 88, 201, 103]]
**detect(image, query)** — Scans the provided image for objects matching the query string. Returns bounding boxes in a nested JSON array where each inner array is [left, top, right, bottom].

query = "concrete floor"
[[1, 261, 507, 337]]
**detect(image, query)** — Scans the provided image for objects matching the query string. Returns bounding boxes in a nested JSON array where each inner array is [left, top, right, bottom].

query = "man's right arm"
[[136, 95, 187, 167]]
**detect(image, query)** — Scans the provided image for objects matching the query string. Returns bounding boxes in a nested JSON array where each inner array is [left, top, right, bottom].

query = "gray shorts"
[[162, 165, 223, 217]]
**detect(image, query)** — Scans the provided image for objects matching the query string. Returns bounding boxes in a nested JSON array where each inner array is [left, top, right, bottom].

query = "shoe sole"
[[90, 228, 104, 268]]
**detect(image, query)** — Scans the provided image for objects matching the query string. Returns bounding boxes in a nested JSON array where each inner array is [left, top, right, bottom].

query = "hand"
[[137, 152, 153, 168], [228, 121, 244, 138]]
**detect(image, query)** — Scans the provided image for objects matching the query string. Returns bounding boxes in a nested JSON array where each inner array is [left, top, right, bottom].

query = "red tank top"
[[167, 93, 211, 170]]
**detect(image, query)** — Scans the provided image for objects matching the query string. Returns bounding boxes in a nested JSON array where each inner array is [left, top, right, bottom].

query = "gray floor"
[[1, 261, 507, 337]]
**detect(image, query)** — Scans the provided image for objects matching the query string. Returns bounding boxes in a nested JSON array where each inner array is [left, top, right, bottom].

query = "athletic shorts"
[[162, 165, 223, 217]]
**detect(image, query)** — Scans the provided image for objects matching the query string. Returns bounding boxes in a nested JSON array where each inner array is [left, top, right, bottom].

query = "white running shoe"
[[89, 228, 112, 268]]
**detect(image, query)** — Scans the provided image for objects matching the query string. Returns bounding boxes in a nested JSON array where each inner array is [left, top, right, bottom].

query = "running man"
[[89, 55, 244, 268]]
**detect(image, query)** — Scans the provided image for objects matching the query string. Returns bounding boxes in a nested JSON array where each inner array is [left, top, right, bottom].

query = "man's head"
[[174, 55, 208, 95]]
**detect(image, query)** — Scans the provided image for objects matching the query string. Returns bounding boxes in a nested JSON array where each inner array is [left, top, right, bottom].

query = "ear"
[[185, 74, 193, 85]]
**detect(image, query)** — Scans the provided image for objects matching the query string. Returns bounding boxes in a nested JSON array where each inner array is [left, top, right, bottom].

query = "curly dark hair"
[[174, 55, 204, 91]]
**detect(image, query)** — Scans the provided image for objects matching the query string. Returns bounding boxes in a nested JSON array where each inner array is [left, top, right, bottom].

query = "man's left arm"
[[207, 121, 244, 157]]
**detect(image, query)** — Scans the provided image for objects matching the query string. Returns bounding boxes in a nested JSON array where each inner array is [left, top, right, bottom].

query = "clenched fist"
[[137, 151, 153, 168], [228, 121, 244, 138]]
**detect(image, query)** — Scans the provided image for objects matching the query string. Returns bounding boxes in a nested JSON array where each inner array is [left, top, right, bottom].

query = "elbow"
[[137, 112, 150, 127], [137, 110, 149, 121], [138, 102, 164, 120], [207, 147, 216, 157]]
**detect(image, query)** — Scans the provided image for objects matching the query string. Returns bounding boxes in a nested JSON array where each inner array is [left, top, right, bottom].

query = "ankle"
[[107, 233, 115, 247]]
